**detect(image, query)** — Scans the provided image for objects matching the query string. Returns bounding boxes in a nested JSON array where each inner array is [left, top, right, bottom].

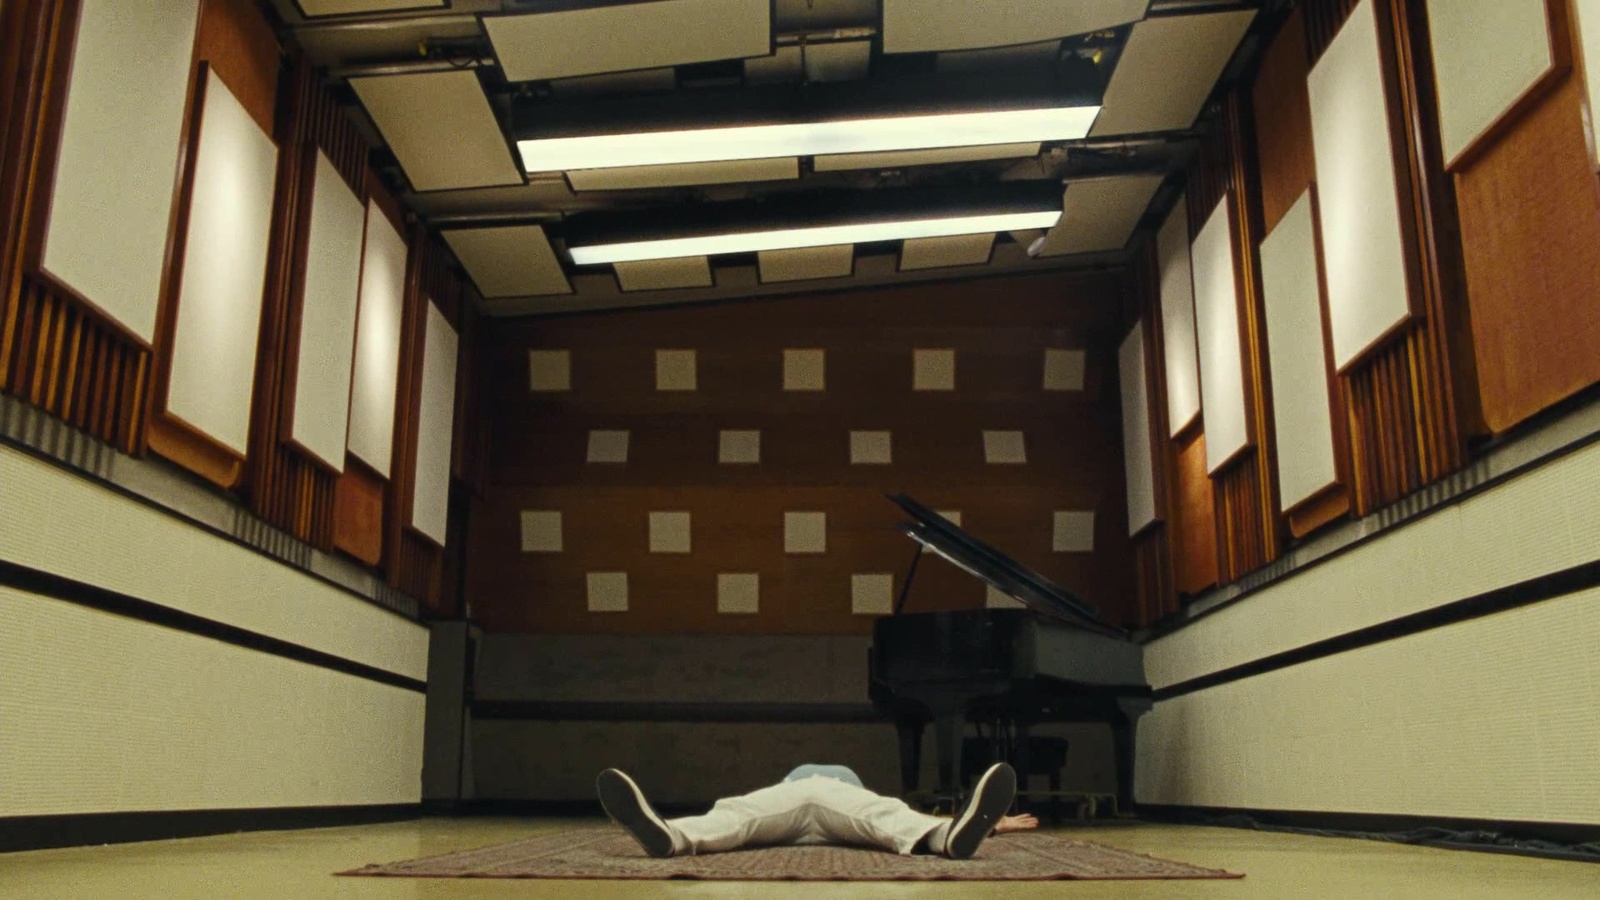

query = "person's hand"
[[993, 813, 1039, 834]]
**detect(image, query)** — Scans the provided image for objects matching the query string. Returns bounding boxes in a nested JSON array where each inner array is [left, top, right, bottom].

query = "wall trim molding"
[[0, 804, 421, 853], [472, 700, 887, 724], [0, 559, 427, 694], [1152, 557, 1600, 701]]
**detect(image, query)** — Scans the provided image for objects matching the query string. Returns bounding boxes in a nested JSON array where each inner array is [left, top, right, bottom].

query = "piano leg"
[[934, 713, 965, 813], [894, 718, 924, 799]]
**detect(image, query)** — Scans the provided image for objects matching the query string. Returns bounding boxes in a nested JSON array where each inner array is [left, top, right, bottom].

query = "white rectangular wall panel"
[[881, 0, 1147, 53], [40, 0, 200, 344], [443, 225, 571, 298], [347, 202, 407, 476], [1119, 322, 1158, 535], [0, 589, 425, 816], [1309, 0, 1413, 369], [1260, 189, 1339, 509], [351, 71, 523, 192], [1157, 198, 1201, 435], [1577, 0, 1600, 167], [290, 152, 365, 473], [1138, 588, 1600, 824], [1143, 435, 1600, 691], [1091, 10, 1258, 137], [1191, 195, 1249, 473], [166, 71, 276, 456], [1036, 175, 1164, 257], [411, 302, 458, 546], [1425, 0, 1554, 166], [486, 0, 772, 82], [0, 444, 429, 681]]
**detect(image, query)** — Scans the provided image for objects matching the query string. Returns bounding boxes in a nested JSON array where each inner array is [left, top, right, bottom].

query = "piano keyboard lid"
[[887, 493, 1126, 638]]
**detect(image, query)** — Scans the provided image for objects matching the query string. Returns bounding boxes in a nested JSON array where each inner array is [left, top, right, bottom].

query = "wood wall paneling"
[[1172, 430, 1219, 596], [1252, 6, 1317, 234]]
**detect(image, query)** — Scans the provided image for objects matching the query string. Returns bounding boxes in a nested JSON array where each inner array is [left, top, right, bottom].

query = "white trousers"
[[667, 775, 946, 856]]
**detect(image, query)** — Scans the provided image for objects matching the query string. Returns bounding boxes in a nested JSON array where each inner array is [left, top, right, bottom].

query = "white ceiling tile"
[[901, 233, 995, 271], [487, 0, 772, 82], [813, 143, 1039, 172], [759, 244, 854, 282], [616, 257, 714, 291], [1036, 174, 1164, 257], [882, 0, 1148, 53], [350, 70, 522, 192], [442, 225, 570, 298], [1092, 10, 1259, 137]]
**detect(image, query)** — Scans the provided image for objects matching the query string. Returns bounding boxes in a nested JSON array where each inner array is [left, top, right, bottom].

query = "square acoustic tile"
[[649, 511, 692, 553], [1053, 510, 1096, 552], [852, 573, 893, 615], [850, 430, 892, 464], [784, 511, 827, 554], [528, 350, 571, 391], [656, 349, 697, 391], [936, 510, 961, 526], [717, 573, 760, 614], [987, 585, 1027, 609], [719, 430, 761, 464], [983, 430, 1027, 464], [784, 348, 825, 391], [1044, 349, 1087, 391], [913, 348, 956, 391], [587, 430, 630, 464], [519, 510, 562, 552], [586, 572, 628, 612]]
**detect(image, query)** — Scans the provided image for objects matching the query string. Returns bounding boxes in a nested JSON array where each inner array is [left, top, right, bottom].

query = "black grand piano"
[[868, 494, 1151, 815]]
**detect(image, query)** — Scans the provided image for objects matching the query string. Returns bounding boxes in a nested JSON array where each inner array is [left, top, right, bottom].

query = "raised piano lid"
[[887, 493, 1126, 639]]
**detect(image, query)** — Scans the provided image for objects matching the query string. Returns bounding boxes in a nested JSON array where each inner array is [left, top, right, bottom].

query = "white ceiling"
[[274, 0, 1267, 315]]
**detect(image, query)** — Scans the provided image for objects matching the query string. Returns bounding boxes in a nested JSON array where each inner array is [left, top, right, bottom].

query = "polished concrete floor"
[[0, 818, 1594, 899]]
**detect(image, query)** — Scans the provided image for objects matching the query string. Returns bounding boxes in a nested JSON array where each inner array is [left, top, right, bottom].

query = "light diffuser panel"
[[167, 71, 277, 457], [351, 70, 523, 192], [290, 152, 365, 473], [1091, 10, 1258, 137], [518, 107, 1099, 173], [881, 0, 1147, 53], [442, 225, 570, 298], [1035, 175, 1163, 257], [487, 0, 772, 82], [813, 143, 1040, 172]]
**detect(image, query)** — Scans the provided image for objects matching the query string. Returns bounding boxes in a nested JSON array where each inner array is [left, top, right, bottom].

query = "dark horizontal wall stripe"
[[0, 559, 426, 694], [0, 804, 420, 854], [472, 701, 886, 724], [1138, 805, 1600, 862], [1153, 558, 1600, 702], [0, 429, 421, 622]]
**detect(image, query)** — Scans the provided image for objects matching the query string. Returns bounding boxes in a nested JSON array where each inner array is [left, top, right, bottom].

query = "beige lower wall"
[[1137, 587, 1600, 824], [0, 587, 426, 816]]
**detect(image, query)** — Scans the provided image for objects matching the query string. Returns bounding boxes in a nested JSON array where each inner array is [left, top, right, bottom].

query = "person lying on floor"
[[597, 761, 1032, 860]]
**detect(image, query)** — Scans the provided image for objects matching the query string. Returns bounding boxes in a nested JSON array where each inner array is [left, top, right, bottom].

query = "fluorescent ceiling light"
[[520, 106, 1100, 173], [569, 210, 1063, 265]]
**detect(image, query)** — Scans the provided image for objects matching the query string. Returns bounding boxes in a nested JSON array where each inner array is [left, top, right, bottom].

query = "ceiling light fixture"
[[519, 106, 1101, 173], [568, 209, 1063, 265]]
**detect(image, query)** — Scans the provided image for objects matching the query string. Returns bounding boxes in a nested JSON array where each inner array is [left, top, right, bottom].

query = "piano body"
[[868, 494, 1152, 815]]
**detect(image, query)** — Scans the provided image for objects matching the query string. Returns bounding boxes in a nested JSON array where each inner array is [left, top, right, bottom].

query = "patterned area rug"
[[339, 827, 1243, 881]]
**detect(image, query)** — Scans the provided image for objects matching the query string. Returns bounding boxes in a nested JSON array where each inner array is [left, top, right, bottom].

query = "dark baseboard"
[[0, 803, 421, 853], [1139, 804, 1600, 863]]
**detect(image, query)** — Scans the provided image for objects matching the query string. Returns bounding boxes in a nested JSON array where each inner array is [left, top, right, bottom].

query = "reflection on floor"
[[0, 818, 1593, 900]]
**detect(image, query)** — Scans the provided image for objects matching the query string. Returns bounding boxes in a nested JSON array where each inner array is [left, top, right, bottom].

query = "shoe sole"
[[596, 769, 675, 858], [945, 763, 1016, 859]]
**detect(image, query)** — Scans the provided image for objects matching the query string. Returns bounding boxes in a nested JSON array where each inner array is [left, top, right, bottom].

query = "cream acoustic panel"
[[520, 510, 562, 553], [568, 158, 798, 191], [442, 225, 570, 298], [851, 574, 893, 615], [900, 233, 994, 270], [785, 512, 827, 554], [410, 302, 458, 546], [528, 350, 571, 391], [616, 257, 713, 291], [166, 70, 276, 457], [758, 244, 854, 282], [784, 348, 825, 391], [1091, 10, 1258, 137], [347, 203, 407, 476], [587, 429, 629, 463], [586, 573, 629, 612], [1036, 175, 1164, 257], [983, 431, 1027, 465], [1577, 0, 1600, 167], [1138, 588, 1600, 824], [351, 71, 523, 192], [486, 0, 772, 82], [913, 349, 956, 391], [0, 589, 425, 817], [289, 151, 364, 473], [1260, 189, 1339, 509], [1043, 348, 1086, 391], [1157, 198, 1201, 436], [297, 0, 444, 15], [41, 0, 200, 344], [1425, 0, 1554, 166], [1119, 322, 1158, 534], [1309, 0, 1412, 369], [1191, 195, 1250, 473], [1144, 435, 1600, 691], [649, 511, 692, 554], [717, 574, 760, 614], [881, 0, 1147, 53], [0, 444, 429, 680], [814, 143, 1039, 172], [986, 585, 1026, 609]]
